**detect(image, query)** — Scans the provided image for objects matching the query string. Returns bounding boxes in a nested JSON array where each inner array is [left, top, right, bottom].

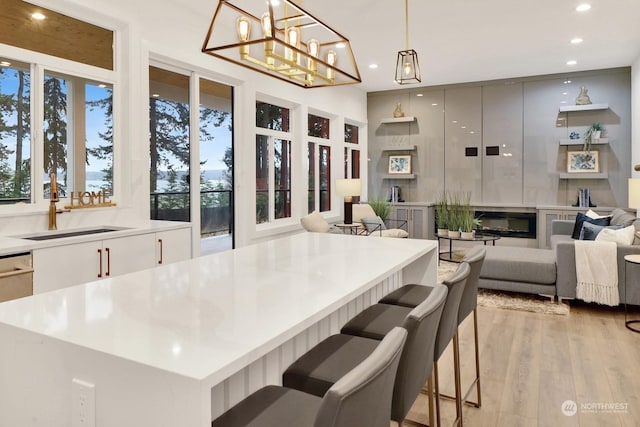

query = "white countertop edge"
[[0, 220, 191, 256]]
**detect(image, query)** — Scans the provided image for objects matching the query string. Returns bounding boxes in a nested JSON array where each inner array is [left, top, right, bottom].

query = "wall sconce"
[[335, 178, 361, 224]]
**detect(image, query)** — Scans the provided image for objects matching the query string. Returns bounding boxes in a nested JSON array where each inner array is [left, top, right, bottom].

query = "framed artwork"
[[567, 151, 599, 173], [388, 155, 411, 174]]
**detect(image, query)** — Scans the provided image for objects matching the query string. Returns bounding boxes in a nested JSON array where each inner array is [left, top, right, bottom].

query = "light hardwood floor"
[[403, 301, 640, 427]]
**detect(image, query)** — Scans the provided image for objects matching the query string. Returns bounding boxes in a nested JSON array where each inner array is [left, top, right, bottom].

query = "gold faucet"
[[48, 172, 69, 230]]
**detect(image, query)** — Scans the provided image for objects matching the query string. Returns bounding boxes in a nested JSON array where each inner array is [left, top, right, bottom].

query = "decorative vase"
[[593, 130, 601, 142], [461, 231, 474, 240], [437, 228, 449, 237], [448, 230, 461, 239]]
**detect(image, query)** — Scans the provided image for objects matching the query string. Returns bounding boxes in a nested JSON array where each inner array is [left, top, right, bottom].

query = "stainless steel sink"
[[14, 227, 128, 241]]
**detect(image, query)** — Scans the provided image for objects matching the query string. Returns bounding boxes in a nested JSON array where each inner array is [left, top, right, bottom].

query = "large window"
[[0, 1, 116, 206], [344, 122, 360, 203], [308, 113, 331, 212], [256, 101, 292, 224], [0, 60, 31, 203], [43, 71, 113, 197]]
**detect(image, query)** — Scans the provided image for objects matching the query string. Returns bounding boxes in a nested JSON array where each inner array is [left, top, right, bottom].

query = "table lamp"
[[629, 178, 640, 218], [335, 178, 361, 224]]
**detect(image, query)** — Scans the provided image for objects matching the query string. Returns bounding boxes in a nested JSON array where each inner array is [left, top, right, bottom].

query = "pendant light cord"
[[405, 0, 409, 50]]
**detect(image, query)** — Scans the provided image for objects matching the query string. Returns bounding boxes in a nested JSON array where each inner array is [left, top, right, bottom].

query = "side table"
[[335, 223, 363, 235], [437, 234, 500, 263], [623, 254, 640, 333]]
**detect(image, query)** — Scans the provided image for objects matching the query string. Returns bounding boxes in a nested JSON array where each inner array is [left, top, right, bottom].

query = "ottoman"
[[478, 246, 557, 297]]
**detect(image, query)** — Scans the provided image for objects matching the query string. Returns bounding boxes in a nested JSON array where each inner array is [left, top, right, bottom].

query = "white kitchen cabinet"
[[155, 228, 191, 265], [33, 234, 156, 294]]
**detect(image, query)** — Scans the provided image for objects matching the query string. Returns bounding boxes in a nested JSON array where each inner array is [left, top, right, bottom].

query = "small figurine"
[[569, 131, 580, 140], [575, 86, 592, 105], [392, 102, 405, 118]]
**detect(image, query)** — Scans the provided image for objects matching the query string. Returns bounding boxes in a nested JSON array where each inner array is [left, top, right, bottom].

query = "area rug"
[[438, 261, 569, 315]]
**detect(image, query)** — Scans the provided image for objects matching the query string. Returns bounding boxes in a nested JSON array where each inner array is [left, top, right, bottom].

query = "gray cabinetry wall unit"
[[367, 67, 631, 217], [390, 203, 433, 239]]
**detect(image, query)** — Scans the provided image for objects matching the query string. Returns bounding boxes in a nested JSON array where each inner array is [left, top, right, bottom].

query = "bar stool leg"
[[434, 361, 441, 427], [428, 376, 435, 427], [452, 333, 463, 427], [472, 308, 482, 408], [440, 310, 482, 408]]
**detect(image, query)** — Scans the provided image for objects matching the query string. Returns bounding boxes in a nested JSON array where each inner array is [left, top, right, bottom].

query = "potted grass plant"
[[459, 192, 475, 239], [447, 192, 461, 239], [435, 191, 449, 237], [368, 198, 391, 222]]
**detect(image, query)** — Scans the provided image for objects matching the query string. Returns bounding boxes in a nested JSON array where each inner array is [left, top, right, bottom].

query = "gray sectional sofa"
[[553, 208, 640, 304], [478, 246, 557, 296], [477, 208, 640, 305]]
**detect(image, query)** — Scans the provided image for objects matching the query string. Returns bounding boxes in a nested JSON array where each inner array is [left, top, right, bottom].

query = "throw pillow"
[[300, 211, 330, 233], [362, 216, 387, 233], [585, 209, 611, 220], [571, 212, 611, 239], [578, 222, 622, 240], [595, 225, 635, 245]]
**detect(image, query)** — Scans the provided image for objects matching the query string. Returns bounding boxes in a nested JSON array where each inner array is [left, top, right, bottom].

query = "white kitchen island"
[[0, 232, 437, 427]]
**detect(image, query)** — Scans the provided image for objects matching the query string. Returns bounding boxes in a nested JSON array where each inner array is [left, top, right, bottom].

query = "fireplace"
[[474, 210, 536, 239]]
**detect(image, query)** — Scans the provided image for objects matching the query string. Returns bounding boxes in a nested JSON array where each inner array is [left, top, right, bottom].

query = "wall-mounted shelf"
[[380, 117, 416, 124], [559, 138, 609, 146], [559, 103, 609, 112], [559, 172, 609, 179], [382, 174, 416, 180], [381, 145, 417, 151]]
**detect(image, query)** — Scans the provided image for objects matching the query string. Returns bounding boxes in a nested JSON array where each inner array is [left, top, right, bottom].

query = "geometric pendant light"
[[395, 0, 421, 84]]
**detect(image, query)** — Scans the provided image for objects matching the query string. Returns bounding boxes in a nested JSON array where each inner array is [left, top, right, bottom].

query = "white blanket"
[[575, 240, 619, 306]]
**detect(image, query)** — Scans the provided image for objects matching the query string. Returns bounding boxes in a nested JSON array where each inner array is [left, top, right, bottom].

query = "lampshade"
[[629, 178, 640, 208], [202, 0, 361, 88], [335, 178, 361, 197]]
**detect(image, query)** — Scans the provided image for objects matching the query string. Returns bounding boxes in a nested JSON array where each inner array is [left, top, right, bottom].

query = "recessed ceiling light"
[[336, 42, 346, 49], [98, 84, 107, 88], [452, 120, 458, 123], [562, 92, 568, 95], [368, 63, 378, 69], [576, 4, 591, 12], [0, 61, 11, 67], [566, 60, 577, 66], [561, 101, 567, 104], [431, 103, 438, 106], [416, 93, 424, 97], [564, 80, 572, 84], [461, 126, 467, 129], [469, 131, 475, 134], [152, 93, 160, 97], [571, 37, 583, 44], [31, 12, 46, 20]]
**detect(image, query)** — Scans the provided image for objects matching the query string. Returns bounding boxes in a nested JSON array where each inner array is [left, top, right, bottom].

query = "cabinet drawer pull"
[[97, 249, 103, 278], [158, 239, 163, 264], [105, 247, 111, 277]]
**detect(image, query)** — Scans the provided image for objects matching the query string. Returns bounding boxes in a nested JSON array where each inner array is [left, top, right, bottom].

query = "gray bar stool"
[[440, 247, 485, 409], [283, 284, 448, 427], [380, 261, 471, 426], [211, 327, 407, 427]]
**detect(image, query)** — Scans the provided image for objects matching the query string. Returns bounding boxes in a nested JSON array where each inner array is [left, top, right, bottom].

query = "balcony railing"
[[150, 189, 233, 237]]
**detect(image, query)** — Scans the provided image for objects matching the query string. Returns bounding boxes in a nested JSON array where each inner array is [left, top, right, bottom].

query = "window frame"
[[0, 9, 122, 215], [255, 97, 296, 227]]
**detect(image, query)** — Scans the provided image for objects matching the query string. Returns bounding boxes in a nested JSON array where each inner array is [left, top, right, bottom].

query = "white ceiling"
[[186, 0, 640, 92]]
